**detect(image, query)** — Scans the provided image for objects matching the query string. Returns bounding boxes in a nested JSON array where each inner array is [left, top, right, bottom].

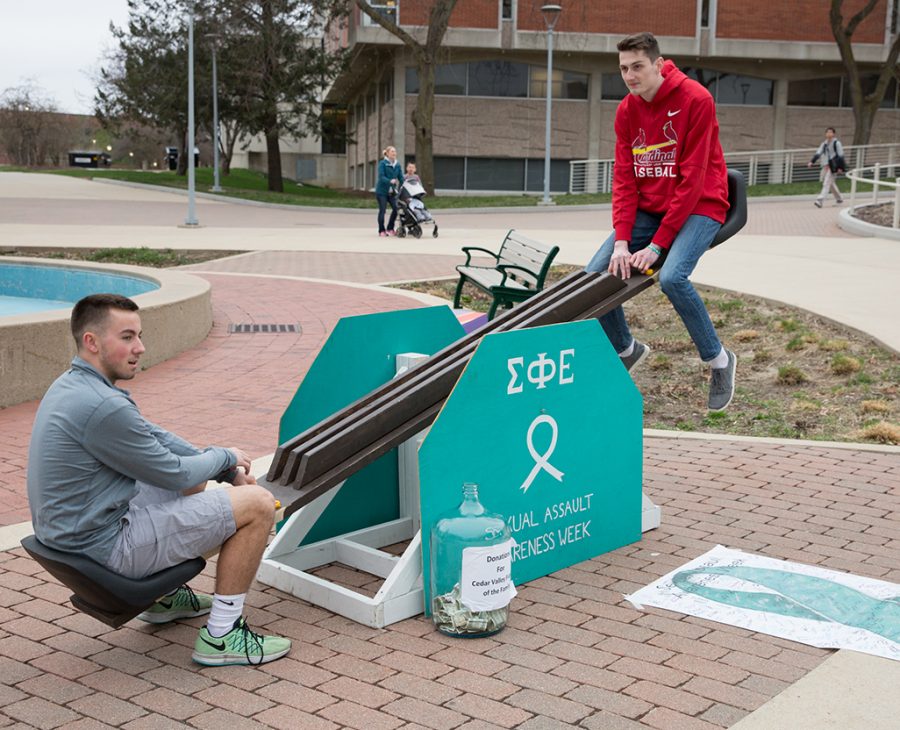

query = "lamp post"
[[206, 33, 222, 193], [185, 4, 199, 226], [540, 4, 562, 206]]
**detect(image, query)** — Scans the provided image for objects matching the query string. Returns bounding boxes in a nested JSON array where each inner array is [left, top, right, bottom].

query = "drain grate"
[[228, 323, 301, 334]]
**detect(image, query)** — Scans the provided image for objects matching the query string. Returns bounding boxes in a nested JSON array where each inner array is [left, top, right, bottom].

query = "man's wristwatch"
[[648, 243, 663, 256]]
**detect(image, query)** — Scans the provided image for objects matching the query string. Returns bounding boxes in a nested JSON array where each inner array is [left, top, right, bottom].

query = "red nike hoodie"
[[612, 60, 729, 249]]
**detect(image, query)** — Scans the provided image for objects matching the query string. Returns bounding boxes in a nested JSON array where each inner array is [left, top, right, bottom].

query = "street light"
[[185, 3, 199, 226], [205, 32, 223, 193], [540, 4, 562, 206]]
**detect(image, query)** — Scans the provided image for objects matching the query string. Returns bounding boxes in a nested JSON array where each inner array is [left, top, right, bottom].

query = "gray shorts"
[[105, 482, 237, 579]]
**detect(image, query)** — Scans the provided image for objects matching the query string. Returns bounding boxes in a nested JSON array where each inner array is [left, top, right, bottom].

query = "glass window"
[[380, 78, 393, 104], [788, 77, 842, 107], [502, 0, 513, 20], [466, 157, 526, 190], [601, 72, 628, 101], [468, 61, 528, 97], [531, 68, 589, 100], [525, 159, 570, 192], [321, 105, 347, 155], [682, 67, 718, 91], [405, 64, 466, 95], [434, 157, 465, 189], [712, 73, 773, 105], [361, 1, 397, 26], [681, 68, 772, 105], [853, 73, 898, 108]]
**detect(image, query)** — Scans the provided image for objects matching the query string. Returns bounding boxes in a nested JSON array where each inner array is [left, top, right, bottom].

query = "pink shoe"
[[386, 230, 396, 236], [379, 231, 388, 237]]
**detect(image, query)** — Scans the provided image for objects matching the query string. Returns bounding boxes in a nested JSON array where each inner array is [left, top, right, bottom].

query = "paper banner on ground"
[[626, 545, 900, 662]]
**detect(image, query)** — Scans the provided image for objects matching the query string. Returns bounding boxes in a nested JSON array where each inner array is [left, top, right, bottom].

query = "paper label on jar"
[[460, 538, 518, 612]]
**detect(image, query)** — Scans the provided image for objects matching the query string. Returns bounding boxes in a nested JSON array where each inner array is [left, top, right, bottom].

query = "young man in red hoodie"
[[586, 31, 737, 411]]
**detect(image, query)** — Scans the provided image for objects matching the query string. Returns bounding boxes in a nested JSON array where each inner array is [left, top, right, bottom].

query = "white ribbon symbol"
[[520, 414, 564, 493]]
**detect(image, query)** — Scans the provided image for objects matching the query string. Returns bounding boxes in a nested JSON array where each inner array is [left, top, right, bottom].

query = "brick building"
[[328, 0, 900, 192]]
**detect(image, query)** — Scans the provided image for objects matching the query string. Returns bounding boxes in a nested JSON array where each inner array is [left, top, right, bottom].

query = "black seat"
[[20, 535, 205, 628], [710, 168, 748, 248]]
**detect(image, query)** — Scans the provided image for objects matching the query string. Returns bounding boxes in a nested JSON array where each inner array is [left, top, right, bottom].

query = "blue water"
[[0, 263, 158, 316]]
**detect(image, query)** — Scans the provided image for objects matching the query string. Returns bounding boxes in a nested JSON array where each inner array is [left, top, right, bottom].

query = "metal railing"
[[846, 163, 900, 228], [569, 143, 900, 194]]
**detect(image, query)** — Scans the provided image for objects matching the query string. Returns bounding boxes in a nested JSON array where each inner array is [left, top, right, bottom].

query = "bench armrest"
[[461, 246, 499, 266], [497, 263, 539, 288]]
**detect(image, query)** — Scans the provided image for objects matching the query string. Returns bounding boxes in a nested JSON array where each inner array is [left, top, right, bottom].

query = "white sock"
[[709, 347, 729, 369], [206, 593, 246, 637], [619, 340, 635, 358]]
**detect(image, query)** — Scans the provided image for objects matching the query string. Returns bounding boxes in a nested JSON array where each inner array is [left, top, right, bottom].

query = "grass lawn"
[[1, 165, 869, 209]]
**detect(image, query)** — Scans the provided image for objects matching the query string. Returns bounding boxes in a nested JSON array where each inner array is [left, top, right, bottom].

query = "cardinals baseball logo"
[[631, 121, 678, 178]]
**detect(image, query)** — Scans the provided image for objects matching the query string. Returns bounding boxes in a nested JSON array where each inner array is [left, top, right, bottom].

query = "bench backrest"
[[496, 230, 560, 289]]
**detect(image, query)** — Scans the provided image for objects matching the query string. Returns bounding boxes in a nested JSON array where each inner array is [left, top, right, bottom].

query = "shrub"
[[831, 354, 862, 375], [861, 400, 892, 415], [777, 366, 808, 385], [734, 329, 760, 342], [854, 421, 900, 445], [819, 338, 850, 352], [786, 336, 806, 352]]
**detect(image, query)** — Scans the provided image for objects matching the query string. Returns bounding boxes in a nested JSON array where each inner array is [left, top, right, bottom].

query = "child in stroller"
[[394, 163, 438, 238]]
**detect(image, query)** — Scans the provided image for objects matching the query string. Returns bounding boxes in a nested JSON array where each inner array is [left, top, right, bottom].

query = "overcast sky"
[[1, 0, 131, 114]]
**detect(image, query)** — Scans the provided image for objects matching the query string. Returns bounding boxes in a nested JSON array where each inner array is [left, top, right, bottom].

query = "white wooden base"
[[257, 354, 663, 627], [641, 492, 661, 532], [257, 353, 429, 629]]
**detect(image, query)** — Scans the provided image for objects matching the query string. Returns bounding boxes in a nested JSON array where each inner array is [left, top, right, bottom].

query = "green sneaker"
[[136, 585, 212, 624], [192, 618, 292, 666]]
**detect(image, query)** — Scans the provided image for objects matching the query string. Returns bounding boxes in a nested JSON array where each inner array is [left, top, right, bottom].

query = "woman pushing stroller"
[[375, 146, 403, 236]]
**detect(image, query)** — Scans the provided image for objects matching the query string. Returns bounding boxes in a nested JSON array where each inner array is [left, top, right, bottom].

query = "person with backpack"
[[808, 127, 845, 208]]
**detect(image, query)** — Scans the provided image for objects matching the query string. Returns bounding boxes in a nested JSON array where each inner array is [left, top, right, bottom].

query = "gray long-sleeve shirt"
[[26, 357, 236, 564]]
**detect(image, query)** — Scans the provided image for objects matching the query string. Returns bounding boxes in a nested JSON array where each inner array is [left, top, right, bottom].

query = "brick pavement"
[[2, 181, 899, 726], [1, 434, 897, 728], [179, 251, 462, 285]]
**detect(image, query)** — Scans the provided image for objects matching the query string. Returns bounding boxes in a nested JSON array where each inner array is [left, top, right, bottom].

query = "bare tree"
[[830, 0, 900, 145], [342, 0, 460, 195], [0, 83, 75, 166]]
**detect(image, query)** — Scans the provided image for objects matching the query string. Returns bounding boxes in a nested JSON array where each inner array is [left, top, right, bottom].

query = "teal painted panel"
[[277, 305, 465, 544], [419, 320, 643, 612]]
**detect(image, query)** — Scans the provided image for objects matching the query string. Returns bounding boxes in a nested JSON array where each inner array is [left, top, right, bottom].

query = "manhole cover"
[[228, 323, 301, 334]]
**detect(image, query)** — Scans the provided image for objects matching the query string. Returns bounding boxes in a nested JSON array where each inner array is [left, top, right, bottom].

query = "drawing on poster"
[[626, 545, 900, 662]]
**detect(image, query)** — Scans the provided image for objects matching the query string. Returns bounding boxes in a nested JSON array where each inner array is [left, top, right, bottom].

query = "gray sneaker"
[[621, 341, 650, 373], [708, 349, 737, 411]]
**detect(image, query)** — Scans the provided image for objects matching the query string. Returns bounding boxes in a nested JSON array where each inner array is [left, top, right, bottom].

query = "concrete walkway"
[[0, 173, 897, 729]]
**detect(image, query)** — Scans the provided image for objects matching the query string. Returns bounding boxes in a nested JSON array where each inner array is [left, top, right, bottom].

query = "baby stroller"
[[394, 177, 438, 238]]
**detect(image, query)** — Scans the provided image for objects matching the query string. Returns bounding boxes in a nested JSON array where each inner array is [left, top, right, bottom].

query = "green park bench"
[[453, 230, 560, 319]]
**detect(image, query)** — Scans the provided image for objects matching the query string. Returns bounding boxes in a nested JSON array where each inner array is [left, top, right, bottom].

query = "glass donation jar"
[[430, 482, 516, 637]]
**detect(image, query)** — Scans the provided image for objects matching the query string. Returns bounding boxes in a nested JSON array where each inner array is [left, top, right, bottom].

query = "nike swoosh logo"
[[201, 636, 226, 651], [221, 600, 234, 606], [667, 110, 681, 117], [157, 600, 172, 609]]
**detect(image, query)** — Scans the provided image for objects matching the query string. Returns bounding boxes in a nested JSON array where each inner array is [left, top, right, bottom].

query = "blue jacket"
[[375, 157, 403, 196]]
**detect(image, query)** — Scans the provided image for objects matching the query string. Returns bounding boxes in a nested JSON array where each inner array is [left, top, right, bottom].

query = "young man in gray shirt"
[[27, 293, 290, 666]]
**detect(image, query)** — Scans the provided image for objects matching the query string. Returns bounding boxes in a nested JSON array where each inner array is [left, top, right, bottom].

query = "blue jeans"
[[586, 211, 723, 362], [376, 193, 398, 233]]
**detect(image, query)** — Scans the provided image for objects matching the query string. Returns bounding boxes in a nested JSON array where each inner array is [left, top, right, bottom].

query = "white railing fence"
[[846, 164, 900, 228], [569, 143, 900, 194]]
